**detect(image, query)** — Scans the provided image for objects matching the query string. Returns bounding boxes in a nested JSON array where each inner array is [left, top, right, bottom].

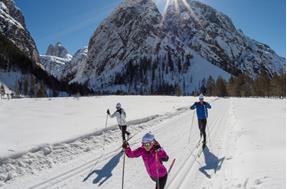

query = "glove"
[[107, 109, 110, 115], [117, 109, 122, 114], [153, 140, 161, 151], [122, 141, 129, 149], [160, 156, 169, 162]]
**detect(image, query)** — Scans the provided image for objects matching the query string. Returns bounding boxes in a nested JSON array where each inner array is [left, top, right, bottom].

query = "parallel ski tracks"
[[166, 99, 229, 189], [26, 106, 191, 189], [27, 98, 225, 189]]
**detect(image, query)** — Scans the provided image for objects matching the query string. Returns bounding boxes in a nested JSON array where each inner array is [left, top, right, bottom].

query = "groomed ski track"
[[3, 97, 284, 189], [3, 98, 233, 189]]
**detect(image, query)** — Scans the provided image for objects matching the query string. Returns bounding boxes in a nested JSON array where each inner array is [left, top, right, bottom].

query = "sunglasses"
[[143, 142, 153, 147]]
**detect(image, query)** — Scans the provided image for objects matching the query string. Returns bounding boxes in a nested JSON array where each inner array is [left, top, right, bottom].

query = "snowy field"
[[0, 96, 285, 189]]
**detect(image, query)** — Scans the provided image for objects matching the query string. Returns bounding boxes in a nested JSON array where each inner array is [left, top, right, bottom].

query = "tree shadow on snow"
[[199, 146, 225, 179], [83, 151, 123, 186]]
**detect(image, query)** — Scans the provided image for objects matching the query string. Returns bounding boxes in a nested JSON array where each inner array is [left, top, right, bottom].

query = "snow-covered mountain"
[[163, 0, 285, 77], [62, 47, 88, 83], [0, 0, 46, 95], [46, 42, 72, 59], [40, 42, 72, 79], [0, 0, 40, 64], [0, 0, 91, 96], [72, 0, 230, 94], [40, 55, 71, 80], [40, 45, 88, 82], [68, 0, 284, 94]]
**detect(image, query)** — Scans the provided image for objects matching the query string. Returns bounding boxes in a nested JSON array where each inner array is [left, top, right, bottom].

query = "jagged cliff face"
[[40, 42, 72, 80], [62, 47, 88, 83], [80, 0, 230, 94], [0, 0, 91, 96], [0, 0, 40, 64], [40, 55, 71, 80], [4, 0, 282, 95], [40, 44, 87, 82], [46, 42, 72, 59], [163, 0, 285, 77], [71, 0, 284, 94]]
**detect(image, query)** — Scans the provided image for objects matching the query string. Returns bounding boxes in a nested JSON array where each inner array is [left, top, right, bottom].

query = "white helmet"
[[116, 103, 121, 109], [142, 133, 155, 144], [199, 93, 204, 100]]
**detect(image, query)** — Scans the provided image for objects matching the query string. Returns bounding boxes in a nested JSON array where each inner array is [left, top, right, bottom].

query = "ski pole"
[[101, 113, 109, 157], [122, 151, 126, 189], [203, 105, 211, 147], [155, 152, 160, 189], [188, 109, 195, 144], [168, 158, 176, 174], [207, 121, 211, 148]]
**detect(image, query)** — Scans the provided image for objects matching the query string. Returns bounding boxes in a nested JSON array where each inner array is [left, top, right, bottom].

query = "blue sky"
[[15, 0, 285, 57]]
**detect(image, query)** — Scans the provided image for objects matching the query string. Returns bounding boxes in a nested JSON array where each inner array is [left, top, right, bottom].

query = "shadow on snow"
[[199, 146, 224, 179], [83, 151, 123, 186]]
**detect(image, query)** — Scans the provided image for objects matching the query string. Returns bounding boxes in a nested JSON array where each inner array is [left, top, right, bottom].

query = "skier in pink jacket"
[[122, 133, 169, 189]]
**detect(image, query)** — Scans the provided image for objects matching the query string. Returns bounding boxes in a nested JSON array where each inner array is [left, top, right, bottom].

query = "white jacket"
[[109, 108, 127, 126]]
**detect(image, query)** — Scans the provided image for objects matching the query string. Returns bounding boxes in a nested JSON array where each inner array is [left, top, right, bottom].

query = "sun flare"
[[160, 0, 203, 28]]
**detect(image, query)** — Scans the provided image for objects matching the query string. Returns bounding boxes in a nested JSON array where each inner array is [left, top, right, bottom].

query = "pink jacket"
[[125, 146, 169, 179]]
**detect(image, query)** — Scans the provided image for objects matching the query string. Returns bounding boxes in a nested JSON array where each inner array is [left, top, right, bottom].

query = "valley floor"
[[0, 97, 285, 189]]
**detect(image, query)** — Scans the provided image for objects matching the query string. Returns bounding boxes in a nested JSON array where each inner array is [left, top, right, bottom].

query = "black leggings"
[[119, 125, 130, 141], [154, 174, 168, 189], [198, 119, 207, 143]]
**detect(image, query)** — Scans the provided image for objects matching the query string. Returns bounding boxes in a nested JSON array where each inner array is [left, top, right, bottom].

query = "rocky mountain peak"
[[0, 0, 40, 63], [163, 0, 285, 77], [45, 42, 71, 59]]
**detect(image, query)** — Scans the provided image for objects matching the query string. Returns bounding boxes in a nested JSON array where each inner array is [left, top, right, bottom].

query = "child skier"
[[122, 133, 169, 189], [190, 93, 211, 148], [107, 103, 130, 141]]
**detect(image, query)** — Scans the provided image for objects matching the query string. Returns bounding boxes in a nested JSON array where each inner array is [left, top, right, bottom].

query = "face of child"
[[143, 142, 154, 151]]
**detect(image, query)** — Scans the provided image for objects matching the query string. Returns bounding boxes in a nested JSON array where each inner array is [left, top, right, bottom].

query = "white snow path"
[[1, 97, 285, 189]]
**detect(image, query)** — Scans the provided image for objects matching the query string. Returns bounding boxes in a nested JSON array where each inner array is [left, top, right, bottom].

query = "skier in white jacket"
[[107, 103, 130, 141]]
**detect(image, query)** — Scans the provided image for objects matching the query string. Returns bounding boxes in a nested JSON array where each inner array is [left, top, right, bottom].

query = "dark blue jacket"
[[190, 101, 211, 119]]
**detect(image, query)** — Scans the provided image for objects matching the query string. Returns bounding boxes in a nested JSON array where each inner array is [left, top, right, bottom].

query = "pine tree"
[[36, 81, 47, 97], [29, 76, 36, 97], [200, 79, 207, 94], [253, 72, 271, 97], [0, 84, 5, 99], [239, 74, 253, 97], [23, 78, 29, 96], [215, 76, 228, 97], [269, 73, 286, 97], [15, 81, 20, 98], [206, 76, 216, 96], [175, 84, 182, 96]]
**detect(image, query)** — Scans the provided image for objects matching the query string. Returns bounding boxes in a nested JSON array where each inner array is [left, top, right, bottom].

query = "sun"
[[158, 0, 203, 28]]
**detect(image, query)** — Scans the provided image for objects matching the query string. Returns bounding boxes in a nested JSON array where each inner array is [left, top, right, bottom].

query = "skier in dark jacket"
[[107, 103, 130, 141], [190, 94, 211, 147]]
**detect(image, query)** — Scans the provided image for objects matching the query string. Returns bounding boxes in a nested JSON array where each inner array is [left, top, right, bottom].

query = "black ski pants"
[[153, 174, 168, 189], [198, 119, 207, 143], [119, 125, 130, 141]]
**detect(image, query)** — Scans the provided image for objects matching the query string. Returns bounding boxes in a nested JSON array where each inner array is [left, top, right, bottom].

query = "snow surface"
[[0, 96, 197, 158], [0, 96, 285, 189]]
